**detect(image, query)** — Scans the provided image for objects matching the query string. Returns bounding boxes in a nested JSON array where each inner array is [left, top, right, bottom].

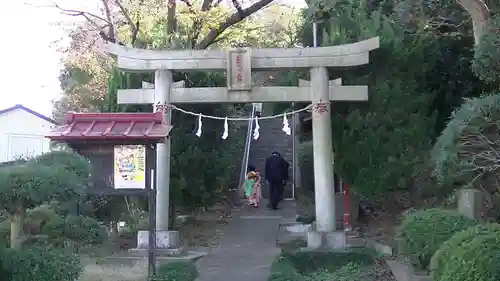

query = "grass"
[[78, 260, 148, 281], [79, 260, 199, 281], [268, 250, 395, 281]]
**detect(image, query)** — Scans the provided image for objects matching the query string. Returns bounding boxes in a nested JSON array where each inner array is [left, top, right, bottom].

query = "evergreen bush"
[[298, 141, 314, 192], [396, 208, 477, 269], [153, 261, 198, 281], [267, 251, 374, 281], [267, 254, 302, 281], [430, 223, 500, 281], [0, 220, 9, 248], [0, 246, 82, 281], [42, 214, 108, 247], [431, 94, 500, 186]]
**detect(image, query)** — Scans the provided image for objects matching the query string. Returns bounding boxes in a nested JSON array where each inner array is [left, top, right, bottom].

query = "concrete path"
[[196, 200, 296, 281]]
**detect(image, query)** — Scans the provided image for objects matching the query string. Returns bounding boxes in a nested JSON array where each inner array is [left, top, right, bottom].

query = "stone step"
[[248, 116, 295, 198]]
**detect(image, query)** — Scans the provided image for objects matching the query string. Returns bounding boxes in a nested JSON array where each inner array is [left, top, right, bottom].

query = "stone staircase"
[[244, 72, 295, 200], [248, 115, 294, 199]]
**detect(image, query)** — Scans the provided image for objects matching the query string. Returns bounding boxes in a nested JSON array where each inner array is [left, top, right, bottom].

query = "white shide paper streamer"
[[221, 117, 229, 139], [195, 113, 202, 137], [253, 117, 260, 140], [282, 114, 291, 135]]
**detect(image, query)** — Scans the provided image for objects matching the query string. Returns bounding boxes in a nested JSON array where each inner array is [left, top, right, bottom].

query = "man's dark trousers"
[[278, 182, 285, 202], [268, 180, 282, 209]]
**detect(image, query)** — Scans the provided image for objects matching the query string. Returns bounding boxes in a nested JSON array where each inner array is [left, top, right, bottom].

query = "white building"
[[0, 104, 58, 163]]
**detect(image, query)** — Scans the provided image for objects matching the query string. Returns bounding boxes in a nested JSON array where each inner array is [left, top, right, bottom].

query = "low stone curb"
[[386, 260, 432, 281], [366, 238, 394, 256], [361, 239, 433, 281]]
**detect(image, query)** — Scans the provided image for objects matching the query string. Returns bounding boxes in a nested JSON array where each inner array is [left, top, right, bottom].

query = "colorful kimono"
[[243, 171, 261, 207]]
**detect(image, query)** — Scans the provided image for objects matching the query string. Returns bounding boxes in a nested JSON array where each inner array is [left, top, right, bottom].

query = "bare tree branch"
[[186, 0, 213, 48], [100, 0, 116, 42], [194, 0, 275, 49], [49, 2, 111, 23], [167, 0, 177, 36], [231, 0, 244, 16], [212, 0, 223, 8], [180, 0, 194, 9], [114, 0, 139, 45], [48, 0, 140, 45]]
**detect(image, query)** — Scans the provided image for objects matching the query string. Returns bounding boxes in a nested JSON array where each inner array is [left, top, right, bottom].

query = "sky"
[[0, 0, 306, 117]]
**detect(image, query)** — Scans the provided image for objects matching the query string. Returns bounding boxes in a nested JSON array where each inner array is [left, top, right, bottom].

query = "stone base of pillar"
[[307, 231, 346, 250], [128, 247, 186, 257], [137, 230, 180, 249], [129, 230, 183, 257]]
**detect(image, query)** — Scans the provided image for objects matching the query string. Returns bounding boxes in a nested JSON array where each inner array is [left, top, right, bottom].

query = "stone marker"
[[458, 188, 483, 219]]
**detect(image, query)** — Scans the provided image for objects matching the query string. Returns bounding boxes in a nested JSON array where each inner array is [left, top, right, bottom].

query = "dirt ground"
[[295, 193, 404, 248], [357, 212, 402, 247], [79, 261, 149, 281], [177, 202, 232, 248], [78, 202, 233, 281]]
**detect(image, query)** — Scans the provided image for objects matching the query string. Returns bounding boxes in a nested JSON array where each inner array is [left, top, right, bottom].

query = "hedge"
[[153, 261, 198, 281], [0, 246, 82, 281], [268, 251, 374, 281], [430, 223, 500, 281], [42, 214, 108, 246], [268, 254, 303, 281], [396, 208, 477, 269], [298, 141, 314, 192]]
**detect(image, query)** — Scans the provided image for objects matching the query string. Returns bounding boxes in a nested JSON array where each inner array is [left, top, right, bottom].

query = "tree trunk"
[[455, 0, 491, 45], [110, 221, 119, 241], [10, 206, 24, 248], [166, 0, 177, 41]]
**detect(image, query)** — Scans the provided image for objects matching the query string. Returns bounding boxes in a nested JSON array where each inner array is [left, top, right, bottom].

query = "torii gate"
[[105, 37, 379, 249]]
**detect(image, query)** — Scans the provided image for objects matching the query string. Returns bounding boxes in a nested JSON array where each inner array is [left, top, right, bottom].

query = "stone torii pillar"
[[311, 67, 335, 232], [153, 70, 173, 232], [299, 78, 342, 232], [141, 79, 185, 232]]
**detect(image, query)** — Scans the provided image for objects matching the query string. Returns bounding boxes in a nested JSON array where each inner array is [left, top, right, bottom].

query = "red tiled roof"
[[46, 112, 172, 142]]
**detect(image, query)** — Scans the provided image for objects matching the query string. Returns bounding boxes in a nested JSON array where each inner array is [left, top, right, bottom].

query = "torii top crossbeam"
[[105, 37, 380, 72]]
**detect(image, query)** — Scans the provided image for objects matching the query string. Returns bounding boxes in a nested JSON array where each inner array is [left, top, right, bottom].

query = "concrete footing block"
[[307, 231, 346, 250], [137, 230, 180, 249]]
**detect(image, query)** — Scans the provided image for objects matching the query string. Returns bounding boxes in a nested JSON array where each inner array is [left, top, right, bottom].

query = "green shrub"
[[153, 261, 198, 281], [268, 251, 374, 281], [298, 141, 314, 193], [42, 214, 108, 247], [430, 223, 500, 281], [0, 246, 82, 281], [268, 255, 302, 281], [24, 205, 58, 235], [0, 220, 10, 248], [63, 215, 108, 245], [304, 262, 368, 281], [431, 94, 500, 188], [397, 208, 477, 269]]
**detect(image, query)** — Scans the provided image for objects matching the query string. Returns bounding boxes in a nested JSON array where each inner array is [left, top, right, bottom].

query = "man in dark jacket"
[[265, 152, 289, 210]]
